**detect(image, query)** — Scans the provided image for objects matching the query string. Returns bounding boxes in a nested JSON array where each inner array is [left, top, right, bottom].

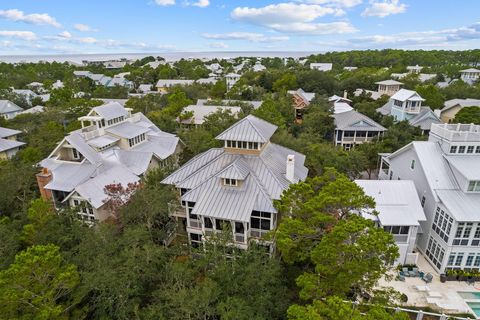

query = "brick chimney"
[[36, 167, 53, 201]]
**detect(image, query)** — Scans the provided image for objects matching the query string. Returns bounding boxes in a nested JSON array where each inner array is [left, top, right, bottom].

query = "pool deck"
[[378, 254, 480, 317]]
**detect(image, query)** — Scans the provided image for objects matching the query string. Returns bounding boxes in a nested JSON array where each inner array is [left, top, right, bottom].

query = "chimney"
[[36, 167, 53, 201], [343, 90, 348, 99], [286, 155, 295, 183]]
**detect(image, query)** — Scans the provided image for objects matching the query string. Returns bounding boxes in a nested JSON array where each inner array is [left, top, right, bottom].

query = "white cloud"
[[58, 31, 72, 39], [155, 0, 176, 6], [73, 23, 96, 32], [231, 3, 356, 35], [361, 0, 406, 18], [192, 0, 210, 8], [202, 32, 289, 42], [0, 30, 37, 41], [78, 37, 97, 44], [208, 42, 228, 49], [302, 0, 363, 8], [0, 9, 61, 28]]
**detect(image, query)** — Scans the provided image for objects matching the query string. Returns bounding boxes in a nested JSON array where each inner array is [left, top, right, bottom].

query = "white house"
[[0, 127, 25, 160], [460, 68, 480, 85], [355, 180, 427, 265], [378, 123, 480, 273], [0, 100, 24, 119], [162, 115, 308, 251], [37, 102, 182, 223], [407, 65, 423, 74], [310, 63, 333, 72], [252, 61, 266, 72]]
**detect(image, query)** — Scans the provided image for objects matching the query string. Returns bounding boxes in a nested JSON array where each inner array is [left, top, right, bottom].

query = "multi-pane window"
[[75, 200, 95, 222], [128, 133, 146, 147], [72, 148, 82, 160], [251, 211, 272, 231], [383, 226, 409, 234], [455, 253, 464, 266], [393, 99, 402, 107], [107, 116, 125, 126], [472, 226, 480, 246], [467, 146, 475, 154], [225, 140, 262, 150], [432, 206, 452, 242], [426, 236, 445, 269], [447, 254, 455, 266], [450, 146, 457, 153], [466, 254, 475, 267], [458, 146, 466, 153], [204, 217, 213, 229], [224, 178, 238, 186], [468, 181, 480, 192], [476, 146, 480, 154], [453, 222, 473, 245], [475, 255, 480, 267], [215, 219, 228, 230]]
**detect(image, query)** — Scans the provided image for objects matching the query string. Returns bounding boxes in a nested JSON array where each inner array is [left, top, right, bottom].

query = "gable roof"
[[215, 115, 277, 143], [65, 133, 102, 165], [390, 89, 424, 102], [409, 107, 441, 130], [333, 110, 386, 131], [0, 127, 21, 138], [0, 100, 23, 114], [375, 79, 403, 86], [91, 102, 128, 121], [442, 98, 480, 112], [0, 138, 24, 152]]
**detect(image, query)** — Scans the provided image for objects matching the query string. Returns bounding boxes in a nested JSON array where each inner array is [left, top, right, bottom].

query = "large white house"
[[310, 63, 333, 72], [162, 115, 308, 251], [378, 123, 480, 273], [37, 102, 181, 223]]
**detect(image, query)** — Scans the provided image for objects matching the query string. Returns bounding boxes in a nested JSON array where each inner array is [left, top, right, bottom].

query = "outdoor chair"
[[409, 267, 419, 277], [422, 273, 433, 283], [397, 272, 406, 281], [402, 267, 410, 276]]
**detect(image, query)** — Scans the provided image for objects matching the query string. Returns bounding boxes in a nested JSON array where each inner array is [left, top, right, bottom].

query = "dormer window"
[[225, 140, 262, 150], [224, 178, 237, 186], [450, 146, 457, 153], [468, 181, 480, 192], [107, 116, 125, 126], [128, 133, 146, 147], [72, 148, 83, 160]]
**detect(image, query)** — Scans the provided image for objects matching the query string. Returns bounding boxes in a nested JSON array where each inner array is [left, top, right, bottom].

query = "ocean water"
[[0, 51, 317, 64]]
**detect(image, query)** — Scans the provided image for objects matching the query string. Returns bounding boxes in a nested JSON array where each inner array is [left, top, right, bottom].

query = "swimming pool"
[[466, 302, 480, 318], [459, 291, 480, 300]]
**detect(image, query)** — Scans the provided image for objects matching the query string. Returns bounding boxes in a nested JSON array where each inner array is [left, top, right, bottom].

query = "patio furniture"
[[402, 267, 410, 276], [467, 277, 475, 285], [411, 267, 420, 277], [422, 273, 433, 283], [397, 273, 406, 281]]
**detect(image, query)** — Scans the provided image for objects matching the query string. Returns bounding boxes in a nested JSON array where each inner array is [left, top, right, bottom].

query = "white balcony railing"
[[393, 234, 409, 243]]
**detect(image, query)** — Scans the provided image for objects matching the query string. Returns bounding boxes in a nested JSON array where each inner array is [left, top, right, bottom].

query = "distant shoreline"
[[0, 51, 318, 64]]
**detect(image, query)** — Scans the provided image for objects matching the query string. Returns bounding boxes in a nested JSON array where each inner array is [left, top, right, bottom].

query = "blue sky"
[[0, 0, 479, 55]]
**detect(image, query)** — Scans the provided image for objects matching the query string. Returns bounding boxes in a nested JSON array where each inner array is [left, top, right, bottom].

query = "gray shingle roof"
[[408, 107, 441, 130], [333, 110, 386, 131], [216, 115, 277, 143]]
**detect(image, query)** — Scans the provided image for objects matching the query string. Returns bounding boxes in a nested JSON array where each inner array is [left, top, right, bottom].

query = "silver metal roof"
[[0, 127, 21, 138], [390, 89, 425, 102], [0, 100, 23, 114], [92, 102, 128, 121], [355, 180, 426, 226], [409, 107, 441, 130], [436, 190, 480, 222], [445, 155, 480, 180], [333, 110, 386, 131], [66, 133, 102, 165], [106, 122, 150, 139], [0, 138, 24, 152], [215, 115, 278, 143], [87, 135, 119, 148]]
